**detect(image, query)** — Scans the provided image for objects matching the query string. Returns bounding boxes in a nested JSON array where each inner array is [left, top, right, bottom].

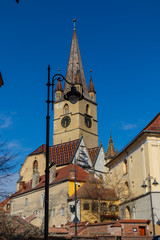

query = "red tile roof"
[[12, 164, 88, 198], [0, 197, 10, 208], [143, 112, 160, 132], [49, 227, 68, 234], [29, 139, 80, 166], [88, 147, 99, 164]]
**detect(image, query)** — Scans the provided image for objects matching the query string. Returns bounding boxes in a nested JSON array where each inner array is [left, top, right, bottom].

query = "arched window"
[[64, 104, 69, 114], [125, 181, 129, 198], [33, 160, 38, 171], [126, 206, 131, 219], [123, 159, 128, 175], [86, 104, 90, 114]]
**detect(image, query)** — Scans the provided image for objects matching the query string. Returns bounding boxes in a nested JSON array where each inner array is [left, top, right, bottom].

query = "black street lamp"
[[141, 174, 159, 237], [45, 65, 83, 240]]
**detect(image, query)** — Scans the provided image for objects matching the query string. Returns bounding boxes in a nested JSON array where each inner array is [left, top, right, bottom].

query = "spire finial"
[[90, 70, 92, 79], [110, 129, 112, 136], [73, 19, 76, 30]]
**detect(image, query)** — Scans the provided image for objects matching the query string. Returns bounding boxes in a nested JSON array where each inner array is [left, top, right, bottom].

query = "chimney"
[[32, 169, 40, 188], [50, 164, 56, 183]]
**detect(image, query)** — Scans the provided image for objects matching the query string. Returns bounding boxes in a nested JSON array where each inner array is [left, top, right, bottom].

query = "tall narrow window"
[[86, 104, 90, 114], [53, 208, 55, 217], [25, 198, 28, 206], [61, 207, 65, 216], [123, 159, 127, 175], [125, 181, 129, 198], [64, 104, 69, 114], [33, 160, 38, 171], [41, 193, 44, 203], [37, 210, 41, 218]]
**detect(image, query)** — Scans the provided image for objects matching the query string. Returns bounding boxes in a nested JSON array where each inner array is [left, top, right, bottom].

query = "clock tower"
[[53, 22, 98, 148]]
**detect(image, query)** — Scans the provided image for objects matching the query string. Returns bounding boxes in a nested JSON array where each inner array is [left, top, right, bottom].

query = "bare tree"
[[0, 212, 42, 240], [0, 139, 18, 200]]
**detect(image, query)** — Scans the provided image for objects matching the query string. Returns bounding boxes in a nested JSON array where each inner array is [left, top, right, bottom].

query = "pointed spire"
[[88, 70, 96, 93], [106, 130, 117, 160], [64, 20, 90, 100], [0, 72, 4, 87]]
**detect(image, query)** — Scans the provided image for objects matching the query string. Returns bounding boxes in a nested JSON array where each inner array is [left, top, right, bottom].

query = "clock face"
[[85, 116, 92, 128], [61, 116, 71, 128]]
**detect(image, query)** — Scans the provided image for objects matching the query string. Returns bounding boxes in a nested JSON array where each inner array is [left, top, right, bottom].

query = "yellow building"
[[106, 112, 160, 235], [69, 179, 119, 223]]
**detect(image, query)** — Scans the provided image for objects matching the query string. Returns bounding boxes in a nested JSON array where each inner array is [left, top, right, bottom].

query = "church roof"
[[88, 147, 99, 164], [106, 132, 117, 160], [64, 25, 90, 100], [12, 164, 88, 198], [29, 139, 80, 166]]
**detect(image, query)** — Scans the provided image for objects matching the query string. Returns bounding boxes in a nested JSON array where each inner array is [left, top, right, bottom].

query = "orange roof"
[[143, 112, 160, 132], [12, 164, 88, 197], [29, 139, 80, 166], [49, 227, 68, 234], [0, 197, 10, 207], [88, 147, 99, 164]]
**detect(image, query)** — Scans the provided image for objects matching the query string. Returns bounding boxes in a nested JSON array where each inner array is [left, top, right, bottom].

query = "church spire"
[[106, 130, 118, 161], [64, 20, 90, 100]]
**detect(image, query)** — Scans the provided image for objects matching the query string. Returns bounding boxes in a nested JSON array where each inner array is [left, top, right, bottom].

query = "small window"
[[41, 193, 44, 203], [109, 204, 118, 212], [53, 208, 55, 217], [61, 207, 65, 216], [92, 202, 98, 212], [25, 198, 28, 206], [83, 202, 89, 210], [100, 202, 107, 213], [37, 210, 41, 218], [64, 104, 69, 114]]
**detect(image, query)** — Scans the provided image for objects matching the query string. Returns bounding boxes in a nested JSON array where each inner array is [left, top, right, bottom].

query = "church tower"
[[53, 21, 98, 148]]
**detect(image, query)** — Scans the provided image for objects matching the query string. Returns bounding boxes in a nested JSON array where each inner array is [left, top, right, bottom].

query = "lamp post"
[[74, 158, 78, 240], [45, 65, 83, 240], [141, 174, 159, 237]]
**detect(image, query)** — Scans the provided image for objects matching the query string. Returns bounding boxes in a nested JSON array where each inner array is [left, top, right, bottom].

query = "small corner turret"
[[88, 70, 96, 102], [55, 69, 63, 101], [105, 130, 118, 162]]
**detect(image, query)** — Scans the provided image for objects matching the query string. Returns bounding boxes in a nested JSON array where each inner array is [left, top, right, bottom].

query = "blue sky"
[[0, 0, 160, 193]]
